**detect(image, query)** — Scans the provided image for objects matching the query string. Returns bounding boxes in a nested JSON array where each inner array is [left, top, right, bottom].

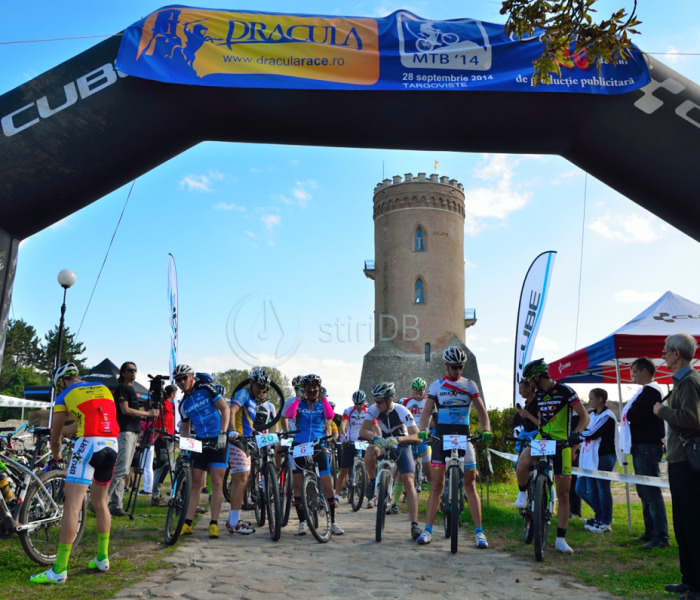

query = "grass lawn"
[[471, 481, 680, 600], [0, 495, 178, 600]]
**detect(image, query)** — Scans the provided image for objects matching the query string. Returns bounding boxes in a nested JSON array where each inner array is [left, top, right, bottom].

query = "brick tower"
[[359, 172, 482, 402]]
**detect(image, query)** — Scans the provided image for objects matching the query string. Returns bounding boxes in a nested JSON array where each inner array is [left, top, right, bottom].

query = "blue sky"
[[5, 1, 700, 411]]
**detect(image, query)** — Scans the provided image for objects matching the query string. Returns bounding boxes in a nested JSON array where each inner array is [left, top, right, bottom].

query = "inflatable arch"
[[1, 28, 700, 360]]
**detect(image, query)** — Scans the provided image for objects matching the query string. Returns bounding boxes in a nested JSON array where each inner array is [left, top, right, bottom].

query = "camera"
[[148, 374, 169, 409]]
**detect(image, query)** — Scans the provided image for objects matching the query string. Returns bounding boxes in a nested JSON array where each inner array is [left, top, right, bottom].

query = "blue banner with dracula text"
[[116, 5, 650, 94]]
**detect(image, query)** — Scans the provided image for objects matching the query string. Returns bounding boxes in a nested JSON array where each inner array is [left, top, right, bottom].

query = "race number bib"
[[179, 437, 202, 453], [354, 441, 369, 451], [530, 439, 556, 457], [280, 437, 293, 447], [256, 432, 278, 448], [293, 442, 314, 458], [442, 434, 468, 451]]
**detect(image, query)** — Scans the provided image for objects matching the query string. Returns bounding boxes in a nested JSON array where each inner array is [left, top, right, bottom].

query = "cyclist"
[[402, 377, 432, 487], [225, 367, 270, 535], [333, 390, 377, 501], [174, 364, 230, 539], [514, 358, 589, 554], [284, 374, 344, 536], [416, 346, 493, 549], [360, 382, 423, 540], [30, 362, 119, 584]]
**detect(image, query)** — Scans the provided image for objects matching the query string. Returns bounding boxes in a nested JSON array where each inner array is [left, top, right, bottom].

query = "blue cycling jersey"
[[179, 382, 222, 439], [294, 400, 328, 444]]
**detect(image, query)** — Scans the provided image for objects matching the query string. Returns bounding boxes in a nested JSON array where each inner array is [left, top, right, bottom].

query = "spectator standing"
[[622, 356, 669, 549], [151, 384, 177, 506], [577, 388, 620, 532], [654, 334, 700, 598], [107, 362, 158, 517]]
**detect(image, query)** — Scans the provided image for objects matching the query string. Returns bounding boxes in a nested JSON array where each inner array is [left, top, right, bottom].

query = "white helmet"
[[442, 346, 467, 365], [173, 364, 194, 379], [53, 362, 79, 388], [371, 382, 395, 399]]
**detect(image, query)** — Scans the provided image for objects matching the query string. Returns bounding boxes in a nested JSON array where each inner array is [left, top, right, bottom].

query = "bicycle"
[[293, 435, 333, 543], [161, 434, 198, 546], [411, 444, 426, 494], [432, 433, 480, 554], [347, 440, 368, 512], [373, 443, 401, 543], [222, 376, 284, 505], [510, 434, 573, 561], [243, 430, 286, 541], [0, 430, 86, 565]]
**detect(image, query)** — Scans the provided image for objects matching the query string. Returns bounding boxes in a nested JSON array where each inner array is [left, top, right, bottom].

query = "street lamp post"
[[49, 270, 76, 422], [54, 269, 77, 375]]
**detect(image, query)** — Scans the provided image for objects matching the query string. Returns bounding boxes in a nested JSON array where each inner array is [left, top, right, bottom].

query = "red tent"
[[550, 291, 700, 385]]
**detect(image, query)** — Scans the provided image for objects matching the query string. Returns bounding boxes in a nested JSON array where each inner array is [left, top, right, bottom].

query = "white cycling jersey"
[[365, 402, 416, 438], [341, 404, 369, 442]]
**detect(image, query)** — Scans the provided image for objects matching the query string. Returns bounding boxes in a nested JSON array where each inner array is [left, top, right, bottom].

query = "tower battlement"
[[374, 172, 464, 194], [372, 172, 465, 221]]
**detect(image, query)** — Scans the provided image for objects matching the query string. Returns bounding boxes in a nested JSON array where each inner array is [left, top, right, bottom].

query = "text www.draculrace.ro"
[[223, 55, 345, 67]]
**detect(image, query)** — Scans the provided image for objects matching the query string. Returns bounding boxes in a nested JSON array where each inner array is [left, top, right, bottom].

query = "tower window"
[[415, 279, 425, 304], [425, 343, 431, 361], [415, 228, 424, 251]]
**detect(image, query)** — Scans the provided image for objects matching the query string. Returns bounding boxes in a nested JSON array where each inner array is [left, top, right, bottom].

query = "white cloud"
[[464, 259, 477, 273], [614, 290, 661, 304], [213, 202, 246, 212], [179, 170, 225, 192], [261, 214, 281, 229], [588, 210, 665, 242], [493, 336, 510, 344], [245, 231, 257, 239], [464, 154, 532, 235], [550, 170, 578, 185]]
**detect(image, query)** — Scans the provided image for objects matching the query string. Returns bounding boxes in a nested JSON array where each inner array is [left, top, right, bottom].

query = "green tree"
[[38, 325, 87, 375], [500, 0, 641, 85], [0, 319, 49, 420]]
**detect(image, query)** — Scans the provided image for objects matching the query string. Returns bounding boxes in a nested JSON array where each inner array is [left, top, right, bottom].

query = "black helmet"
[[251, 368, 270, 387], [523, 358, 549, 380], [303, 374, 322, 387]]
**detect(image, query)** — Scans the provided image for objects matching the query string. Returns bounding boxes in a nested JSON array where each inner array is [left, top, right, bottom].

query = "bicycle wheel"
[[253, 463, 266, 527], [442, 473, 451, 539], [330, 446, 339, 490], [349, 460, 365, 512], [523, 480, 534, 544], [449, 466, 460, 554], [375, 470, 389, 542], [165, 468, 191, 546], [302, 474, 330, 543], [19, 469, 87, 565], [279, 458, 292, 527], [263, 462, 281, 541], [533, 474, 550, 562], [222, 466, 231, 504], [414, 459, 423, 493]]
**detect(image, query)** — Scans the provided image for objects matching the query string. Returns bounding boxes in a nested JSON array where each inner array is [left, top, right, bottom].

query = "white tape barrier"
[[487, 448, 669, 489], [0, 394, 51, 409]]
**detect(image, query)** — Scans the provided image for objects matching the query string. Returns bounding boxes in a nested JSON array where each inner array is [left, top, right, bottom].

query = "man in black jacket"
[[627, 357, 668, 549]]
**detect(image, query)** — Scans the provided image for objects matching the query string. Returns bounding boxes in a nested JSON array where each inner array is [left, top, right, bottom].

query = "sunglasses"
[[175, 375, 188, 383], [124, 368, 137, 373]]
